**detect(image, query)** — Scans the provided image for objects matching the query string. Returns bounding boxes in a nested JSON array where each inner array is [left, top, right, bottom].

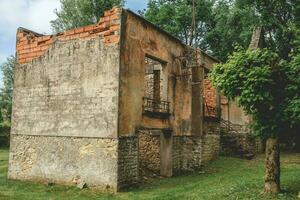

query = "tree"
[[142, 0, 258, 60], [209, 0, 299, 61], [0, 56, 16, 124], [205, 0, 258, 61], [143, 0, 300, 62], [210, 48, 300, 193], [251, 0, 298, 60], [142, 0, 214, 50], [51, 0, 125, 33]]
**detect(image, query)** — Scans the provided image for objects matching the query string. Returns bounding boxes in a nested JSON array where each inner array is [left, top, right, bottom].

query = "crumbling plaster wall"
[[119, 10, 187, 136], [12, 37, 120, 138], [119, 10, 219, 137], [10, 30, 121, 190], [118, 10, 220, 177], [9, 7, 221, 191]]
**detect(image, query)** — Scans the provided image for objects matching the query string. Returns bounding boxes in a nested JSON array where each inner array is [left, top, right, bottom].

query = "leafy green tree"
[[0, 56, 16, 124], [252, 0, 299, 60], [143, 0, 299, 62], [51, 0, 125, 33], [209, 0, 299, 61], [142, 0, 214, 50], [206, 0, 258, 61], [142, 0, 258, 60], [210, 48, 300, 193]]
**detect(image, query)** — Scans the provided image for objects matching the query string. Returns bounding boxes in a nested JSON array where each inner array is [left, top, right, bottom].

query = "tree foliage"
[[252, 0, 299, 60], [210, 48, 300, 138], [142, 0, 257, 60], [284, 53, 300, 127], [142, 0, 214, 50], [143, 0, 300, 62], [0, 56, 15, 124], [206, 0, 258, 61], [50, 0, 125, 33]]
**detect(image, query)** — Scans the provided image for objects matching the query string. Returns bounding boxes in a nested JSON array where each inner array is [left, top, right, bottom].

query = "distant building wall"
[[220, 96, 263, 157]]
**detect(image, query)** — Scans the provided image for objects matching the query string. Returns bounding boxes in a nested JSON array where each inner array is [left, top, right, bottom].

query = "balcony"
[[142, 97, 170, 119]]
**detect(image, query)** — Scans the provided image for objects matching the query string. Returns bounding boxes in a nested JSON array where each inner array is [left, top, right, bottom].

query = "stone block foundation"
[[118, 136, 139, 189], [8, 135, 119, 192], [138, 122, 220, 176]]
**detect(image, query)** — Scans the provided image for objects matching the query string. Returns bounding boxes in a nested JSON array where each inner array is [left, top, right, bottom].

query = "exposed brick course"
[[16, 7, 121, 64], [204, 79, 217, 116]]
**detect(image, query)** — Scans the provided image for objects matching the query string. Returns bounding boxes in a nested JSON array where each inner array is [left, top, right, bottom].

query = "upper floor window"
[[143, 56, 170, 118]]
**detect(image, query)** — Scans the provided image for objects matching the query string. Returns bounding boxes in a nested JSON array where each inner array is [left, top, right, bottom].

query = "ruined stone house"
[[8, 7, 221, 191]]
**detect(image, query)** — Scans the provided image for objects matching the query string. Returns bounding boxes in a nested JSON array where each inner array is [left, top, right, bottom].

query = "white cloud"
[[0, 0, 61, 89], [0, 0, 60, 35]]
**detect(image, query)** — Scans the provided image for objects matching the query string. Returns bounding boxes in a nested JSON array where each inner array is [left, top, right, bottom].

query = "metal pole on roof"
[[190, 0, 196, 47]]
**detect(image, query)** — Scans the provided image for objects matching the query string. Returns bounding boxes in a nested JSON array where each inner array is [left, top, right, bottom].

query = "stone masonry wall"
[[173, 121, 220, 173], [137, 122, 220, 175], [8, 135, 118, 192], [201, 134, 220, 165], [138, 130, 161, 173], [220, 125, 263, 157], [202, 121, 221, 164], [118, 136, 139, 189], [173, 136, 202, 172]]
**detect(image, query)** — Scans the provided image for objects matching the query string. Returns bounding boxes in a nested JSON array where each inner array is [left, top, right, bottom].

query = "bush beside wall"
[[0, 123, 10, 147]]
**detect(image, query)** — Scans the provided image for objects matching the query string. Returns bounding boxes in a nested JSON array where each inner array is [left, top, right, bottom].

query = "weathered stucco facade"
[[9, 7, 220, 191]]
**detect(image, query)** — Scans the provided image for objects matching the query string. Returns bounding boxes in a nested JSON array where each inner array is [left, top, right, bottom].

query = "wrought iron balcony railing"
[[142, 97, 170, 119]]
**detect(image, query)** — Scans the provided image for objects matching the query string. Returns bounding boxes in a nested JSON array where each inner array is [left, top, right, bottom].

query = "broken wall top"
[[16, 7, 121, 64]]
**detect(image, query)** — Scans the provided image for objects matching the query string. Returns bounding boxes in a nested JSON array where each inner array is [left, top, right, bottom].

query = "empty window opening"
[[143, 56, 169, 117]]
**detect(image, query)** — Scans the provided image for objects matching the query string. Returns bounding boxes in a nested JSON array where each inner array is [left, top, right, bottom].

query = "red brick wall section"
[[204, 79, 217, 116], [16, 7, 121, 64]]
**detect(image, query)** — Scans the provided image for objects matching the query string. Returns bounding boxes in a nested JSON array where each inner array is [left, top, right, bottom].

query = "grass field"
[[0, 148, 299, 200]]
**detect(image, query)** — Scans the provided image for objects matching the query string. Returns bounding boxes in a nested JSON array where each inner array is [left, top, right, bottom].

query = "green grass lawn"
[[0, 149, 299, 200]]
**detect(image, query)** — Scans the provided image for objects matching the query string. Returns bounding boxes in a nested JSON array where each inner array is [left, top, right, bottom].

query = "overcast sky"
[[0, 0, 148, 86]]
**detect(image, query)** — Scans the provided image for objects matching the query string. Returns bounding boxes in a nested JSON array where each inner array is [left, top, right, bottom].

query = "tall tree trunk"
[[264, 137, 280, 193]]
